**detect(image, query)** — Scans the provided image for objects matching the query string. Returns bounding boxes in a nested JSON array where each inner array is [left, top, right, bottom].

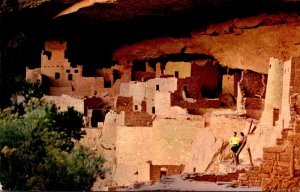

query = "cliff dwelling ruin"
[[4, 0, 300, 191]]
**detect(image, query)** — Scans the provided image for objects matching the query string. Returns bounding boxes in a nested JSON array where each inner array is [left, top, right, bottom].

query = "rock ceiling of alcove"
[[54, 0, 300, 22]]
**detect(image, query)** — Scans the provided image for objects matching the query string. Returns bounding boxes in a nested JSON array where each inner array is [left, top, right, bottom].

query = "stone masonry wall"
[[280, 58, 292, 128], [190, 62, 222, 98], [260, 57, 284, 128], [84, 98, 103, 116], [164, 61, 191, 78], [238, 131, 300, 190], [238, 56, 300, 190], [114, 118, 204, 185], [222, 74, 235, 96], [240, 70, 267, 98], [125, 112, 152, 127], [116, 96, 133, 113]]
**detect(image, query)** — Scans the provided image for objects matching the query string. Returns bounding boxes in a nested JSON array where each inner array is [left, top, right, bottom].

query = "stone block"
[[281, 180, 289, 188], [278, 161, 289, 167], [270, 180, 279, 189], [295, 125, 300, 133], [278, 170, 286, 177], [254, 181, 261, 186], [254, 166, 261, 171], [287, 133, 300, 141], [260, 173, 270, 178], [277, 166, 286, 172], [262, 165, 273, 174], [239, 176, 248, 181], [293, 139, 300, 146], [294, 162, 300, 170], [261, 178, 272, 189], [255, 178, 262, 182], [272, 169, 278, 175], [246, 170, 254, 174], [279, 154, 290, 162], [264, 159, 274, 166], [239, 173, 246, 177], [263, 152, 276, 160], [263, 146, 286, 153], [249, 176, 256, 180]]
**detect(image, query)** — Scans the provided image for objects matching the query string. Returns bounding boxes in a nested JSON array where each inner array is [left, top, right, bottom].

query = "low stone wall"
[[238, 131, 300, 190], [125, 112, 153, 126], [150, 164, 185, 182], [188, 169, 246, 183]]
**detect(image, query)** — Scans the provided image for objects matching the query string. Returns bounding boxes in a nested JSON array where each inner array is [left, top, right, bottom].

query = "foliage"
[[18, 80, 46, 102], [0, 98, 105, 190]]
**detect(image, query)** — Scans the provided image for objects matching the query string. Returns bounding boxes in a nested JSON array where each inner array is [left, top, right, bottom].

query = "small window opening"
[[68, 74, 73, 81], [160, 168, 167, 178], [135, 105, 138, 110], [74, 69, 79, 73], [55, 72, 60, 79], [66, 69, 70, 73], [91, 109, 103, 127], [152, 107, 155, 114], [175, 71, 179, 78], [156, 85, 159, 91]]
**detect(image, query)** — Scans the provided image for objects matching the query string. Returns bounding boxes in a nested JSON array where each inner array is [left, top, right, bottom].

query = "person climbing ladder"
[[230, 132, 240, 153]]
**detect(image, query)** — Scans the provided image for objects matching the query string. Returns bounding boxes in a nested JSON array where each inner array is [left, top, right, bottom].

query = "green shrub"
[[0, 98, 105, 190]]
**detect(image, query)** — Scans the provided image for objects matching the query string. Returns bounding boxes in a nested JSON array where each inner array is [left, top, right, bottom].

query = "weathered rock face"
[[113, 17, 300, 74], [54, 0, 300, 22]]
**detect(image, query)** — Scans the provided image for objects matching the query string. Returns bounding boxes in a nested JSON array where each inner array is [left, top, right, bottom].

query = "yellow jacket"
[[230, 136, 240, 145]]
